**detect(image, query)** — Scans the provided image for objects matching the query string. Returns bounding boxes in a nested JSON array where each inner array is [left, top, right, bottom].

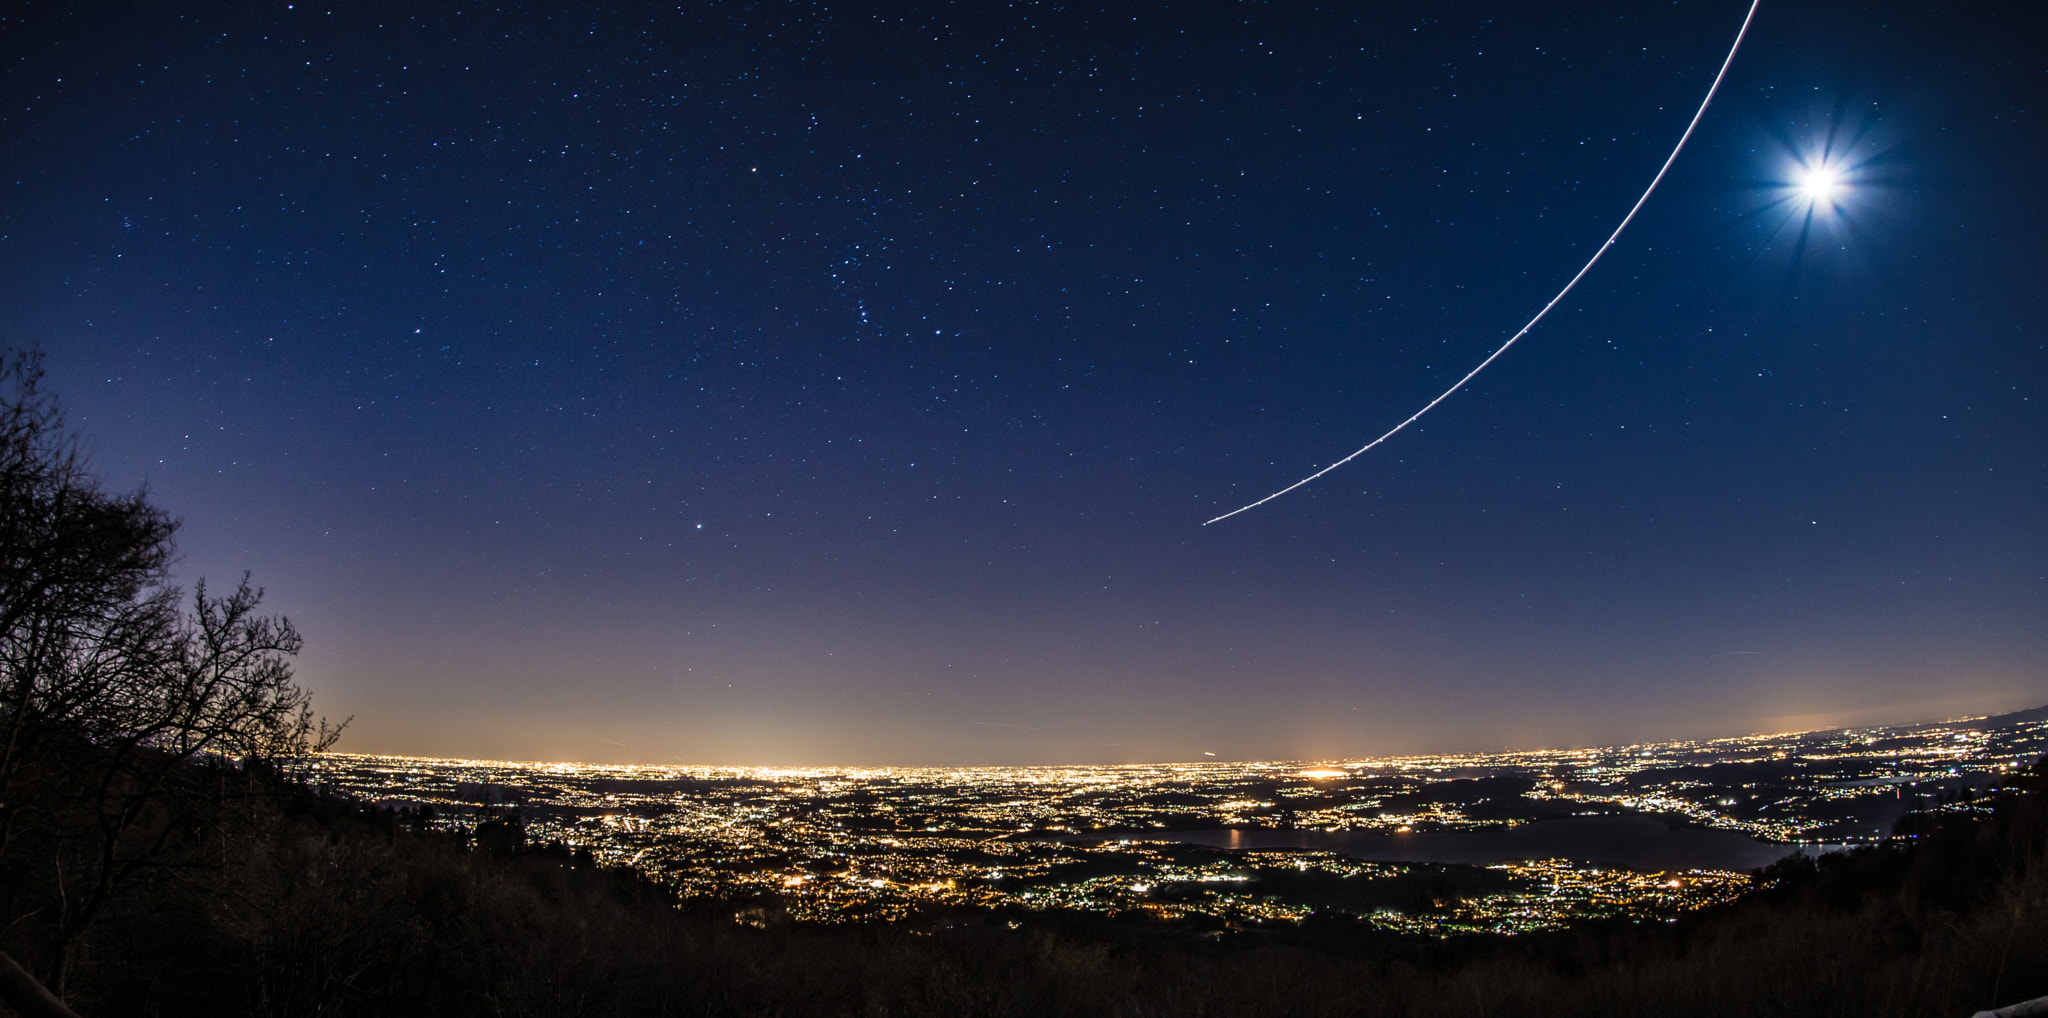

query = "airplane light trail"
[[1204, 0, 1762, 526]]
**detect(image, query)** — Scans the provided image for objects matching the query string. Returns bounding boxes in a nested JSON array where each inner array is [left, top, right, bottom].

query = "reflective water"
[[1088, 815, 1841, 871]]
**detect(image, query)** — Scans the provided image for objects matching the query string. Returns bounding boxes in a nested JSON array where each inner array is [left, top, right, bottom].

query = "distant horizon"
[[319, 696, 2048, 772]]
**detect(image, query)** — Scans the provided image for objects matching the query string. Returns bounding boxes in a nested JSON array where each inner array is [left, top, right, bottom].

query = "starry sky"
[[5, 0, 2043, 766]]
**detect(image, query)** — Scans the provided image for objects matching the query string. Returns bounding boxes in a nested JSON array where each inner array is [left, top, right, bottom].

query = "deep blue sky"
[[6, 0, 2042, 765]]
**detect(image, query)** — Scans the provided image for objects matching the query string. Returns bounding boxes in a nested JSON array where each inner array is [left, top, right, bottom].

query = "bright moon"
[[1796, 164, 1843, 205]]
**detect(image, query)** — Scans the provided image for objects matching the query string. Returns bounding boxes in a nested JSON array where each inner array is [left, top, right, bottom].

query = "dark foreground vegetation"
[[5, 758, 2043, 1017], [4, 348, 2044, 1017]]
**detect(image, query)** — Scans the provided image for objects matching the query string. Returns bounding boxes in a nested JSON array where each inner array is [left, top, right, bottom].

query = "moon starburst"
[[1795, 164, 1842, 205]]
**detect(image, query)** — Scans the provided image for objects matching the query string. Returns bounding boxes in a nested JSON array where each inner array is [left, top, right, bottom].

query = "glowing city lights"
[[310, 710, 2042, 934]]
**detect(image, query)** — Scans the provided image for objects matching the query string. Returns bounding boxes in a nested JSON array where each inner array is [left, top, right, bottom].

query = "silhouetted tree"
[[0, 349, 341, 1006], [0, 352, 176, 843]]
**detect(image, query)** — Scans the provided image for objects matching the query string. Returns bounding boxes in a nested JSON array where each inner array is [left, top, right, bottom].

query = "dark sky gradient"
[[6, 0, 2043, 765]]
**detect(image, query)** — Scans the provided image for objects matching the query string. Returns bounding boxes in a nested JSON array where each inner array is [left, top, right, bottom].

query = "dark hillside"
[[4, 757, 2042, 1017], [1968, 706, 2048, 730]]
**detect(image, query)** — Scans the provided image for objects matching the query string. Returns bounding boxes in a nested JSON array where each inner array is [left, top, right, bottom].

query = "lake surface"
[[1088, 815, 1821, 871]]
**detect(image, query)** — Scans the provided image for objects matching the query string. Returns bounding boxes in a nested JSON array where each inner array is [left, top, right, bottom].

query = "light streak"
[[1204, 0, 1762, 526]]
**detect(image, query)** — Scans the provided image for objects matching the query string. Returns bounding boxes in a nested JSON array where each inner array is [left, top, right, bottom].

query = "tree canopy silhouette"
[[0, 349, 341, 1006]]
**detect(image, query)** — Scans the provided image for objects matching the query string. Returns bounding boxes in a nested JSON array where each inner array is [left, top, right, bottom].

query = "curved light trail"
[[1205, 0, 1762, 526]]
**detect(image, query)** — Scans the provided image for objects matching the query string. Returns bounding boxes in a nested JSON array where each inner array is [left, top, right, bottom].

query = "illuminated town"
[[315, 707, 2045, 936]]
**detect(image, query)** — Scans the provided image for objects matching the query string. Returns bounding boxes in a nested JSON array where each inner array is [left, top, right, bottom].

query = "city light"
[[313, 711, 2042, 935]]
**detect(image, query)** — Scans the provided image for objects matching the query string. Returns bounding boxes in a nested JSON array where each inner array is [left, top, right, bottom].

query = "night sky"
[[6, 0, 2043, 765]]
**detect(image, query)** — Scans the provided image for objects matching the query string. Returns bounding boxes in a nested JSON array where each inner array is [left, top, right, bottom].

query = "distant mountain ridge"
[[1959, 704, 2048, 730]]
